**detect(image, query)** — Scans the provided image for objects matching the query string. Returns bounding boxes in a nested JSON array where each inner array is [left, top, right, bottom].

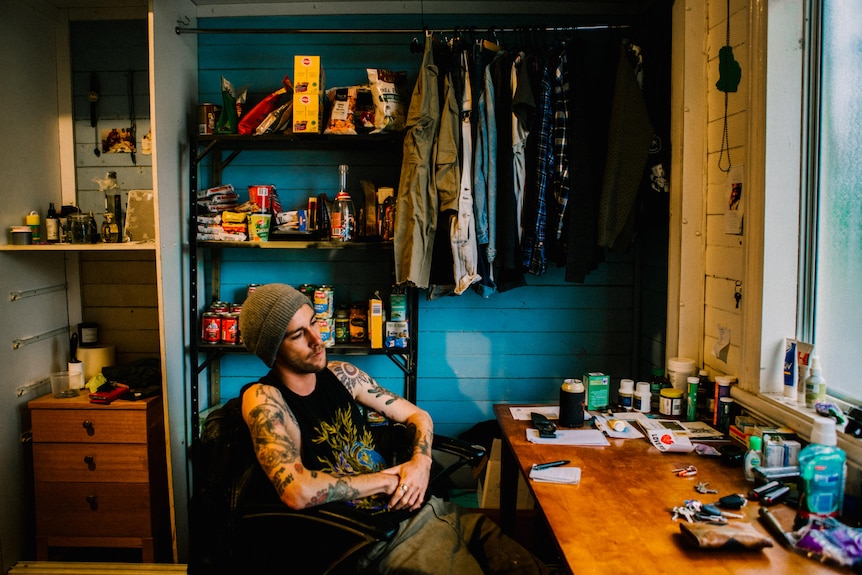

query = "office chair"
[[189, 396, 485, 574]]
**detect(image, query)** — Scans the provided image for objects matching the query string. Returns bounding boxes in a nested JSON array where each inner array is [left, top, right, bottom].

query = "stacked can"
[[201, 300, 242, 345], [313, 285, 335, 347]]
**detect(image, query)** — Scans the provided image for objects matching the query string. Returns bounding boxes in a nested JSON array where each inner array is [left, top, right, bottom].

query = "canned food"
[[221, 312, 239, 345], [298, 283, 316, 301], [313, 285, 334, 319], [229, 303, 242, 314], [334, 306, 350, 343], [318, 317, 335, 348], [201, 312, 221, 343], [247, 284, 261, 299], [659, 388, 684, 419], [210, 301, 230, 314], [197, 103, 220, 135]]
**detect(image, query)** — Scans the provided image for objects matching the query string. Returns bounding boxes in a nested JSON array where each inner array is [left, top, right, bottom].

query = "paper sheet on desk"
[[530, 466, 581, 484], [510, 406, 559, 421], [644, 428, 695, 453], [526, 428, 610, 446], [593, 415, 645, 439]]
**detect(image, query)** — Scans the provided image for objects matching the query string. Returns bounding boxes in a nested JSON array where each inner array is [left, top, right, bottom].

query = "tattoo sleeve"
[[246, 386, 301, 496]]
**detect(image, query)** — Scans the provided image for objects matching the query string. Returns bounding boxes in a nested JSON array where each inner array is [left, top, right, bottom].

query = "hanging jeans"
[[395, 31, 440, 288]]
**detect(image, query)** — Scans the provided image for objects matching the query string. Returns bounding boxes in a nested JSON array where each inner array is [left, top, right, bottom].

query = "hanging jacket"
[[394, 31, 440, 288]]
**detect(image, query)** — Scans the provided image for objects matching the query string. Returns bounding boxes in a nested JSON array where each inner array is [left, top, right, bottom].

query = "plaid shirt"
[[523, 46, 569, 275]]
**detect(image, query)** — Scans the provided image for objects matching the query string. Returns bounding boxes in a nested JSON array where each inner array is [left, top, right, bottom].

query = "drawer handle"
[[82, 420, 95, 436], [83, 454, 95, 470], [86, 495, 98, 511]]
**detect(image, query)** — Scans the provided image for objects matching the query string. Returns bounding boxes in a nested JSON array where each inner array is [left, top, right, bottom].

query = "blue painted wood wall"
[[196, 13, 667, 438]]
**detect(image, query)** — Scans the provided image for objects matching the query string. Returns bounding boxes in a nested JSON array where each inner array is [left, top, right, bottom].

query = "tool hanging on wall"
[[88, 72, 100, 157], [716, 0, 741, 173], [128, 70, 137, 165]]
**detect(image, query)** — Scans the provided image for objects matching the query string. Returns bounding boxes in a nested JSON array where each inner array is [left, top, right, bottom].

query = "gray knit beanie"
[[239, 283, 312, 367]]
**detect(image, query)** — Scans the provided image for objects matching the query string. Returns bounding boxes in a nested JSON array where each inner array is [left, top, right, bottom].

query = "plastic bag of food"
[[354, 86, 375, 134], [324, 87, 358, 135], [215, 77, 240, 134], [366, 69, 408, 133], [239, 75, 293, 135]]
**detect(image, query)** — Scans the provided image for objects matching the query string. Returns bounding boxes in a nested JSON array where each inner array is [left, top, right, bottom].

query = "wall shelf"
[[0, 242, 156, 252]]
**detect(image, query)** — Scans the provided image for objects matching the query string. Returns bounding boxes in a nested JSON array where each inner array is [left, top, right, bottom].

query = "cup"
[[50, 371, 76, 398], [248, 213, 271, 242], [68, 361, 85, 390]]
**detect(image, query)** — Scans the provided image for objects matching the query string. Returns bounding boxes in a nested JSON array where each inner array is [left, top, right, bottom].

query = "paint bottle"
[[560, 378, 585, 428]]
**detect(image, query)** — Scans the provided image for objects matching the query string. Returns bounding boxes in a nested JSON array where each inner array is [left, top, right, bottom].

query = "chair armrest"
[[433, 435, 486, 465]]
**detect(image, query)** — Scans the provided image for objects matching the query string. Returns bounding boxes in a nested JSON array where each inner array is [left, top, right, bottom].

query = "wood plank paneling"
[[201, 13, 668, 437]]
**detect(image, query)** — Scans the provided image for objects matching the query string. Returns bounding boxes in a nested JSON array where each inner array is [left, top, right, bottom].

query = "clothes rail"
[[175, 24, 627, 35]]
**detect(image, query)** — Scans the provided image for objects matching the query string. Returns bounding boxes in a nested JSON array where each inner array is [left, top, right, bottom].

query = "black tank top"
[[243, 368, 386, 475]]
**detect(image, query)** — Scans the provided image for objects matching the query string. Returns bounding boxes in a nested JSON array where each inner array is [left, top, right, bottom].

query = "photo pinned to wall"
[[101, 126, 136, 154], [724, 164, 744, 235]]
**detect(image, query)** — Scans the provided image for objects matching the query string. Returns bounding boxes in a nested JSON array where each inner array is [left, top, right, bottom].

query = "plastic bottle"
[[667, 357, 696, 390], [618, 379, 634, 411], [634, 381, 651, 413], [697, 369, 713, 420], [795, 416, 846, 528], [805, 355, 826, 408], [45, 203, 60, 243], [649, 368, 670, 412], [744, 435, 762, 482], [559, 378, 585, 428], [25, 210, 41, 243], [330, 164, 355, 241]]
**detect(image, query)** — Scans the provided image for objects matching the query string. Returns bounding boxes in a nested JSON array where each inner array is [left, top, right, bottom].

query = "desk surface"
[[494, 404, 844, 575]]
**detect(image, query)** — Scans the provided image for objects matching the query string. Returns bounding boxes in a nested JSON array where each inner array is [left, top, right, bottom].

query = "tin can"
[[334, 306, 350, 343], [247, 284, 261, 299], [229, 303, 242, 314], [318, 317, 335, 348], [197, 103, 220, 136], [349, 303, 367, 342], [201, 312, 221, 344], [314, 285, 334, 319], [298, 283, 316, 301], [221, 312, 239, 345], [659, 388, 684, 419], [210, 301, 230, 314], [248, 184, 276, 213]]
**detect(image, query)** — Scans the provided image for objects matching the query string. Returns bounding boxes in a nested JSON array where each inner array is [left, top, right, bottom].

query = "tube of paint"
[[783, 339, 797, 399]]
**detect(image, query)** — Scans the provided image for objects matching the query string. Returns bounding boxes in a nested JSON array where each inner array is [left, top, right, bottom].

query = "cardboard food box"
[[368, 296, 383, 349], [477, 439, 535, 510], [293, 55, 325, 94], [583, 372, 610, 411], [292, 92, 322, 134]]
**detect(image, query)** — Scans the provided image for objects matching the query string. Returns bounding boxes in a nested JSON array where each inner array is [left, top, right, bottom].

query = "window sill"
[[731, 387, 862, 473]]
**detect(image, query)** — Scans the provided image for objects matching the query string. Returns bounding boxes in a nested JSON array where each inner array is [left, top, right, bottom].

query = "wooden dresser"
[[29, 391, 171, 562]]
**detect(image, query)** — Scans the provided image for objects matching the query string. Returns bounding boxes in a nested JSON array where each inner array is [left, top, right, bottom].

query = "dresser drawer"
[[31, 408, 149, 444], [33, 443, 150, 483], [34, 482, 153, 538]]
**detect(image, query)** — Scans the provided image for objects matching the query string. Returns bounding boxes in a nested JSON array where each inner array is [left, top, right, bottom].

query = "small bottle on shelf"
[[45, 202, 60, 243], [330, 164, 355, 242]]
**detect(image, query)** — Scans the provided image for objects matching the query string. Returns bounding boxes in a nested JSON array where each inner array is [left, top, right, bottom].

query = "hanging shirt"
[[394, 31, 440, 288], [451, 49, 481, 295]]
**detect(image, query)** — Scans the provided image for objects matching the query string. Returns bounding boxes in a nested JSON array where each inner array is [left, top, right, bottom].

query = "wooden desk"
[[494, 404, 843, 574]]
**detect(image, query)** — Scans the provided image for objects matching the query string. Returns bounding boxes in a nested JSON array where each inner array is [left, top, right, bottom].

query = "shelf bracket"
[[9, 283, 67, 301]]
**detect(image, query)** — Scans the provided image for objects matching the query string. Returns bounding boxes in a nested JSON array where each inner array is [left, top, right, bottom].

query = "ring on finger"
[[400, 483, 408, 493]]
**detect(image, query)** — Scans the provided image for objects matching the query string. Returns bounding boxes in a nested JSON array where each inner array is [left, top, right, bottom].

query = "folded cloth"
[[680, 522, 774, 550]]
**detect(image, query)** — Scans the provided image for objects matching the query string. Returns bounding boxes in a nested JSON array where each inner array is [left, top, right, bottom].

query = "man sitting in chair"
[[239, 283, 555, 574]]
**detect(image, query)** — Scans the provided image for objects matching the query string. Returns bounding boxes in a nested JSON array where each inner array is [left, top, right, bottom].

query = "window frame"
[[734, 0, 861, 467]]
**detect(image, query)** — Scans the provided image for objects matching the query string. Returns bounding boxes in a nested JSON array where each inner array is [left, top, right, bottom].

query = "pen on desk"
[[532, 460, 570, 470]]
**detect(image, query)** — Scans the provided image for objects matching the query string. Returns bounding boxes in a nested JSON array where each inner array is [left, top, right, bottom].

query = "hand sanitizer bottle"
[[743, 435, 762, 482], [795, 416, 846, 529]]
